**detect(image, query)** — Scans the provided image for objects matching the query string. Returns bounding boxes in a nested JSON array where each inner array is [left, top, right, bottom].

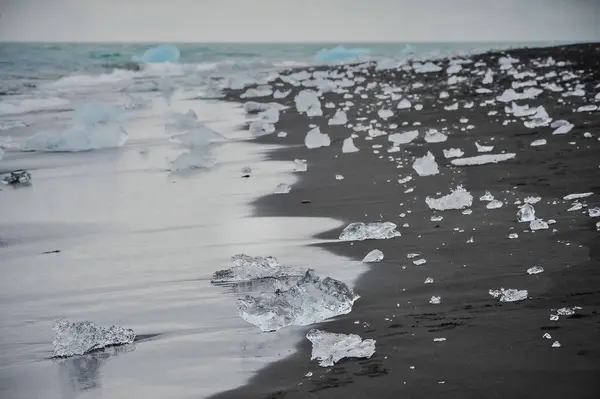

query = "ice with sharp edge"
[[339, 222, 401, 241], [425, 185, 473, 210], [212, 254, 302, 284], [52, 319, 136, 358], [306, 329, 375, 367], [363, 250, 384, 263], [413, 151, 439, 176]]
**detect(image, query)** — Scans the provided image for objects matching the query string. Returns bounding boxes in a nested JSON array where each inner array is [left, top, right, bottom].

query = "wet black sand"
[[212, 44, 600, 398]]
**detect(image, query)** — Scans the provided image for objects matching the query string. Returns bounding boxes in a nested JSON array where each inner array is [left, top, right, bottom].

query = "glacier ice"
[[552, 123, 574, 135], [314, 46, 369, 62], [132, 44, 180, 63], [517, 204, 536, 222], [1, 170, 32, 186], [527, 266, 544, 275], [451, 153, 516, 166], [305, 127, 331, 149], [249, 120, 276, 136], [480, 191, 494, 202], [563, 192, 593, 200], [237, 269, 359, 332], [273, 89, 291, 99], [475, 142, 494, 153], [588, 207, 600, 217], [486, 200, 504, 209], [414, 62, 442, 73], [306, 329, 375, 367], [388, 130, 419, 145], [425, 186, 473, 210], [212, 254, 302, 284], [168, 111, 226, 146], [329, 110, 348, 125], [530, 218, 549, 231], [378, 109, 394, 120], [424, 129, 447, 143], [342, 137, 359, 153], [339, 222, 401, 241], [443, 148, 464, 158], [295, 90, 321, 114], [52, 319, 135, 358], [489, 288, 528, 302], [530, 139, 547, 147], [412, 151, 439, 176], [362, 250, 384, 263], [241, 85, 273, 99]]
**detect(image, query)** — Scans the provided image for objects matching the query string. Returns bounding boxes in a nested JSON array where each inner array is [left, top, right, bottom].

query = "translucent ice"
[[342, 137, 359, 153], [237, 269, 359, 332], [314, 46, 369, 62], [0, 96, 70, 116], [305, 127, 331, 149], [489, 288, 528, 302], [295, 90, 321, 114], [329, 110, 348, 125], [169, 148, 216, 171], [52, 319, 135, 358], [389, 130, 419, 145], [413, 152, 439, 176], [363, 250, 384, 263], [132, 44, 180, 63], [475, 142, 494, 152], [424, 129, 447, 143], [530, 219, 549, 231], [443, 148, 464, 158], [306, 329, 375, 367], [429, 296, 441, 304], [451, 153, 516, 166], [241, 85, 273, 99], [212, 254, 301, 283], [588, 207, 600, 217], [517, 204, 536, 222], [552, 123, 574, 135], [530, 139, 547, 147], [480, 191, 494, 202], [294, 159, 308, 172], [487, 200, 503, 209], [527, 266, 544, 275], [425, 185, 473, 210], [249, 120, 276, 136], [563, 192, 593, 200], [339, 222, 401, 241]]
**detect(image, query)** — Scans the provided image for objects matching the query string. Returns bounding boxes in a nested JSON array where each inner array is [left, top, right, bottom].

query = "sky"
[[0, 0, 599, 43]]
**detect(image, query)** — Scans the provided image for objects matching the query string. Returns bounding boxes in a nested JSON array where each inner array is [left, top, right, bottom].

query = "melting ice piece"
[[588, 207, 600, 217], [378, 109, 394, 120], [424, 129, 447, 143], [475, 142, 494, 153], [339, 222, 401, 241], [443, 148, 464, 158], [274, 183, 292, 194], [577, 105, 598, 112], [342, 137, 359, 153], [489, 288, 528, 302], [241, 85, 273, 99], [306, 329, 375, 367], [517, 204, 536, 222], [413, 258, 427, 266], [530, 219, 549, 231], [294, 159, 308, 172], [552, 123, 574, 135], [397, 99, 412, 109], [389, 130, 419, 145], [482, 69, 494, 84], [530, 139, 547, 147], [429, 296, 441, 304], [527, 265, 544, 275], [313, 46, 369, 62], [552, 341, 561, 348], [329, 110, 348, 125], [335, 174, 344, 180], [305, 127, 331, 149], [563, 192, 593, 200], [1, 170, 32, 186], [425, 185, 473, 210], [363, 250, 384, 263], [480, 191, 494, 202], [451, 153, 516, 166], [52, 319, 135, 358], [237, 269, 359, 332], [486, 200, 503, 209], [425, 277, 434, 284], [412, 151, 439, 176], [212, 254, 301, 283]]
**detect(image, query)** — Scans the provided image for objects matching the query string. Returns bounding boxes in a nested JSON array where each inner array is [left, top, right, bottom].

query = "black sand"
[[212, 44, 600, 398]]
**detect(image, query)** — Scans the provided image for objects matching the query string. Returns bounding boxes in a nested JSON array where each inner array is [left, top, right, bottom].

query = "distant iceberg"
[[132, 44, 180, 63], [314, 46, 369, 62]]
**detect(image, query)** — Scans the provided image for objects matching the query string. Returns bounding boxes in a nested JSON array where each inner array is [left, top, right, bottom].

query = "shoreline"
[[211, 43, 600, 398]]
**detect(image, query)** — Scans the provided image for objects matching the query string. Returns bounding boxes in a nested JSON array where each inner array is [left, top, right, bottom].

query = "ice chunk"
[[342, 137, 359, 153], [447, 64, 462, 75], [52, 319, 135, 358], [552, 341, 561, 348], [397, 98, 412, 109], [305, 127, 331, 149], [424, 129, 447, 143], [480, 191, 494, 202], [588, 207, 600, 217], [249, 120, 276, 136], [568, 202, 583, 212], [212, 254, 301, 283], [414, 62, 442, 73], [482, 69, 494, 84], [487, 200, 503, 209], [306, 329, 375, 367], [273, 89, 291, 99], [132, 44, 180, 63], [425, 277, 434, 284], [314, 46, 369, 62], [329, 110, 348, 125], [444, 103, 459, 111], [363, 250, 384, 263], [475, 142, 494, 152], [241, 85, 273, 99], [243, 101, 271, 113], [425, 185, 473, 210], [295, 90, 320, 113], [389, 130, 419, 145], [530, 219, 549, 231], [169, 148, 216, 171], [335, 174, 344, 180], [413, 258, 427, 266], [339, 222, 401, 241], [413, 152, 439, 176], [274, 183, 292, 194], [237, 270, 359, 332], [451, 153, 516, 166], [429, 296, 441, 304], [489, 288, 528, 302], [172, 124, 225, 147], [577, 105, 598, 112], [563, 192, 593, 200], [517, 204, 536, 222], [1, 170, 32, 186], [294, 159, 308, 172], [443, 148, 464, 158], [552, 123, 574, 135], [530, 139, 547, 147], [527, 266, 544, 275], [378, 109, 394, 120]]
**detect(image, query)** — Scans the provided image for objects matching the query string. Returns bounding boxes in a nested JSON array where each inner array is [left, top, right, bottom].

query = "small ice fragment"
[[552, 341, 561, 348], [475, 142, 494, 152], [412, 151, 439, 176], [489, 288, 528, 302], [550, 314, 560, 321], [52, 319, 135, 358], [552, 123, 574, 135], [588, 207, 600, 217], [487, 200, 503, 209], [389, 130, 419, 145], [398, 175, 413, 184], [306, 329, 375, 367], [305, 127, 331, 149], [577, 105, 598, 112], [274, 183, 291, 194], [451, 153, 516, 166], [342, 137, 360, 153], [305, 372, 313, 378], [517, 204, 536, 222], [543, 333, 552, 339], [482, 69, 494, 84], [556, 307, 582, 316], [378, 109, 394, 120], [563, 192, 593, 200], [1, 169, 32, 186], [530, 219, 549, 231], [509, 233, 519, 239], [597, 221, 600, 232], [443, 148, 464, 158], [480, 191, 494, 202], [444, 103, 459, 111], [335, 174, 344, 180], [328, 110, 348, 125], [413, 258, 427, 266], [407, 253, 420, 259], [414, 104, 424, 111], [425, 277, 434, 284], [429, 296, 441, 304], [363, 250, 384, 263], [424, 129, 447, 143], [426, 185, 473, 211], [567, 202, 583, 212], [397, 99, 412, 109], [433, 337, 446, 342], [212, 254, 300, 283], [430, 215, 443, 222], [525, 196, 541, 204], [274, 89, 291, 99], [339, 222, 401, 241], [277, 131, 288, 138], [439, 91, 450, 99], [294, 159, 308, 172], [467, 237, 474, 243], [527, 266, 544, 275]]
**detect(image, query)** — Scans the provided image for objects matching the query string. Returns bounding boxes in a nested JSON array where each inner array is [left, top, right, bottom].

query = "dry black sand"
[[211, 44, 600, 399]]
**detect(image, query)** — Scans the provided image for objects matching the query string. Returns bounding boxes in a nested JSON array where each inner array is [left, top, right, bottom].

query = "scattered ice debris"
[[339, 222, 401, 241], [425, 277, 434, 284], [527, 266, 544, 275], [329, 110, 348, 125], [425, 186, 473, 211], [429, 296, 441, 305], [306, 329, 375, 367], [588, 207, 600, 217], [530, 139, 547, 147], [412, 151, 439, 176], [552, 122, 574, 135], [447, 64, 462, 75], [52, 319, 135, 358], [553, 306, 582, 318], [274, 183, 292, 194], [413, 258, 427, 266], [480, 191, 494, 202], [433, 338, 446, 342], [294, 159, 308, 172], [335, 174, 344, 180], [212, 254, 301, 283], [132, 44, 180, 63], [509, 233, 519, 239], [237, 269, 359, 332], [363, 250, 384, 263], [241, 167, 252, 178], [342, 137, 360, 153], [424, 129, 447, 143], [397, 98, 412, 109], [389, 130, 419, 145], [475, 142, 494, 153], [443, 148, 464, 158], [451, 153, 516, 166], [489, 288, 528, 302], [517, 204, 536, 222], [1, 170, 31, 186], [552, 341, 561, 348], [563, 192, 593, 200], [486, 200, 503, 209], [530, 219, 549, 231], [305, 127, 331, 149]]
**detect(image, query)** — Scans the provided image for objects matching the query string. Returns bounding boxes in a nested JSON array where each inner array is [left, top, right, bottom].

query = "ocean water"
[[0, 41, 564, 399]]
